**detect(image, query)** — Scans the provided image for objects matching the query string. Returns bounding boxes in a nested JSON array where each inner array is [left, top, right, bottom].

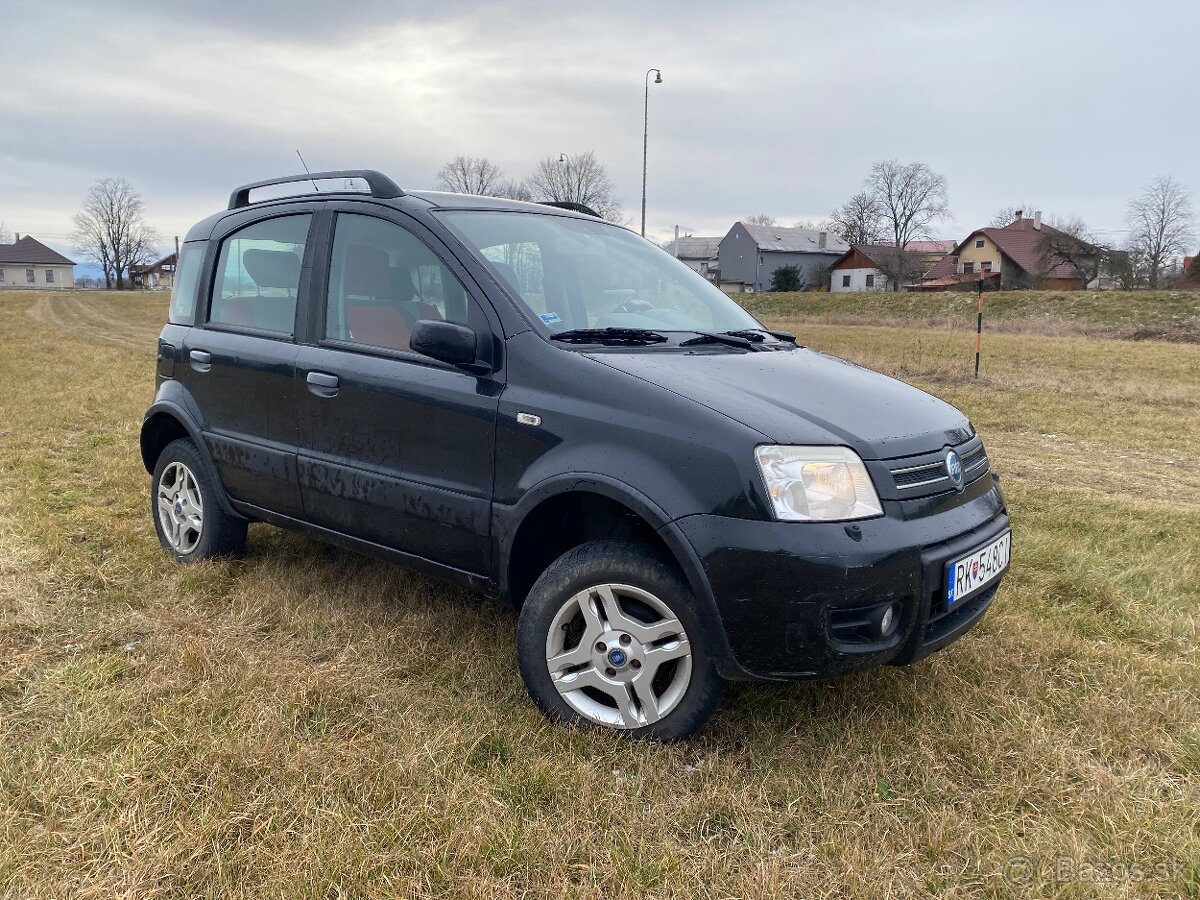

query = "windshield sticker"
[[538, 312, 562, 325]]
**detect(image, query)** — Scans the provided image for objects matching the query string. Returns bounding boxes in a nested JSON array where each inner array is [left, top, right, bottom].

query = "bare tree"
[[0, 220, 11, 244], [743, 214, 777, 226], [792, 218, 836, 232], [1104, 246, 1150, 290], [862, 160, 950, 290], [1126, 175, 1195, 288], [71, 177, 159, 290], [527, 151, 623, 222], [870, 247, 928, 293], [866, 160, 950, 248], [989, 204, 1038, 228], [435, 156, 505, 196], [493, 179, 534, 202], [829, 192, 885, 245], [1036, 216, 1105, 288]]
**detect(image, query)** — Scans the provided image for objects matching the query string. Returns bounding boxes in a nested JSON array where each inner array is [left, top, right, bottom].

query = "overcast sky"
[[2, 0, 1197, 259]]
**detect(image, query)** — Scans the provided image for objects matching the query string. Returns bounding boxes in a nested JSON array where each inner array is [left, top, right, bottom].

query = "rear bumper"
[[675, 477, 1009, 680]]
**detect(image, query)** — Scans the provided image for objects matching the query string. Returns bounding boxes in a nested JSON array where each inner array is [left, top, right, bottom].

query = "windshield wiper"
[[679, 331, 766, 351], [550, 327, 668, 346], [726, 328, 797, 344], [721, 329, 766, 343], [762, 329, 797, 343], [720, 331, 796, 345]]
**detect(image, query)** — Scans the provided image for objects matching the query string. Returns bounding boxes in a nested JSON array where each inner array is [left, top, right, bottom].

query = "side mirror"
[[410, 319, 484, 371]]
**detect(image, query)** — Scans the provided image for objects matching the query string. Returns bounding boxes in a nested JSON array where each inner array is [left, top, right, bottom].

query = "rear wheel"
[[517, 540, 724, 740], [151, 438, 246, 562]]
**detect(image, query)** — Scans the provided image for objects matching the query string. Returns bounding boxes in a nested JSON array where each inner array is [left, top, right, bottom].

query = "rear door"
[[179, 208, 320, 517], [295, 205, 503, 575]]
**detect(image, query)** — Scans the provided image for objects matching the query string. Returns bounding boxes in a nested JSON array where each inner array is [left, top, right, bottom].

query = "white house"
[[829, 245, 892, 292], [0, 235, 76, 289], [662, 235, 721, 278], [829, 241, 956, 292]]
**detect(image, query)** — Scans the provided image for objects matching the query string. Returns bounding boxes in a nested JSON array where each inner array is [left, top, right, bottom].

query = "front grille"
[[960, 443, 988, 478], [885, 436, 990, 499]]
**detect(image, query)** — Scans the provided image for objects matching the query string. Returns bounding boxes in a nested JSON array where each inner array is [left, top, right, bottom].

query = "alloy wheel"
[[544, 583, 693, 729], [156, 461, 204, 554]]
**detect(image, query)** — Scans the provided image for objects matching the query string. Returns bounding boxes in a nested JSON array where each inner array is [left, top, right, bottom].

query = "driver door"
[[295, 207, 503, 575]]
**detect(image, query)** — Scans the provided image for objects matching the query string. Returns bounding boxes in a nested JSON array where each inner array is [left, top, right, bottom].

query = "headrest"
[[390, 266, 416, 301], [489, 260, 520, 294], [242, 249, 301, 291], [344, 244, 392, 298]]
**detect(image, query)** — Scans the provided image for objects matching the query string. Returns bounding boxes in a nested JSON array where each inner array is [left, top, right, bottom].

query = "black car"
[[142, 169, 1011, 739]]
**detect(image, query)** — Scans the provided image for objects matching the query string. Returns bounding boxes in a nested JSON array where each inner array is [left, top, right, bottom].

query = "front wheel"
[[517, 540, 725, 740]]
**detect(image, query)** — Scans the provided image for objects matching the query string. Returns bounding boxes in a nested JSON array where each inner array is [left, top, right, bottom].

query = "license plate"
[[946, 530, 1011, 606]]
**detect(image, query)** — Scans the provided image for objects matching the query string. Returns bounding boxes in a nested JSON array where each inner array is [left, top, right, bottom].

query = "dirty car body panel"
[[142, 172, 1010, 690]]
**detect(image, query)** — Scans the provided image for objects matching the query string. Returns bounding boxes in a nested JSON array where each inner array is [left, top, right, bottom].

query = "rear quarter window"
[[208, 214, 311, 335], [168, 241, 205, 325]]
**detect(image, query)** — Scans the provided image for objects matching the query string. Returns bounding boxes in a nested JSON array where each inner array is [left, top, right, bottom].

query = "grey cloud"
[[2, 0, 1198, 251]]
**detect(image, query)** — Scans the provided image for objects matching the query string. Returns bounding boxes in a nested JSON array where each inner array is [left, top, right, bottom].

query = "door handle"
[[189, 349, 211, 372], [306, 371, 339, 397]]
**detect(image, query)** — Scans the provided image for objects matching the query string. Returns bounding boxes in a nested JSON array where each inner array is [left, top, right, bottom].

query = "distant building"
[[882, 240, 956, 273], [129, 252, 178, 290], [662, 236, 721, 278], [919, 212, 1093, 291], [0, 234, 76, 289], [717, 223, 849, 293], [1177, 253, 1200, 289], [825, 243, 936, 292]]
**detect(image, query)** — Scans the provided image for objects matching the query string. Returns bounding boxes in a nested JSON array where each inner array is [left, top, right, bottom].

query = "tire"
[[151, 438, 247, 562], [517, 539, 725, 740]]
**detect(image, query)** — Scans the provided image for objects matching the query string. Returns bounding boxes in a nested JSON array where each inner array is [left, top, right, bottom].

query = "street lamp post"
[[641, 68, 662, 238]]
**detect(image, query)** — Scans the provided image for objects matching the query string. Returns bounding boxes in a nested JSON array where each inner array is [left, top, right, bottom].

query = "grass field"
[[741, 289, 1200, 343], [2, 290, 1198, 898]]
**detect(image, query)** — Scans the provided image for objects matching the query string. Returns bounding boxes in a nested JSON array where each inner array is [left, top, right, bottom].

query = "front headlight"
[[754, 445, 883, 522]]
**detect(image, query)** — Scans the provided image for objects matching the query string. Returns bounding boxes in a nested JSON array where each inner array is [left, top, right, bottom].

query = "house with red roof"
[[919, 211, 1095, 291]]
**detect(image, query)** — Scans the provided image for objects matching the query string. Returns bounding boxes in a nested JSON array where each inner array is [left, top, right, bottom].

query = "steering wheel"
[[611, 298, 654, 314]]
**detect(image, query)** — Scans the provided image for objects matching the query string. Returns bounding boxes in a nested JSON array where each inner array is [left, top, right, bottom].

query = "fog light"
[[829, 601, 904, 646], [879, 603, 899, 638]]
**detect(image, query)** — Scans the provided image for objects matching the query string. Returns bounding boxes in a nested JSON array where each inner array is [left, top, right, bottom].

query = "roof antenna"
[[295, 150, 319, 192]]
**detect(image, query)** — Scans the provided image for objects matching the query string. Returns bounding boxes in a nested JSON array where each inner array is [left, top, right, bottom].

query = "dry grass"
[[742, 290, 1200, 343], [1, 290, 1198, 898]]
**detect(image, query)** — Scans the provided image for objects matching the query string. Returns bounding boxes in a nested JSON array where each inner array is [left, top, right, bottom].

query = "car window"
[[209, 214, 311, 334], [324, 213, 486, 352], [168, 241, 205, 325], [440, 210, 762, 335], [479, 241, 546, 315]]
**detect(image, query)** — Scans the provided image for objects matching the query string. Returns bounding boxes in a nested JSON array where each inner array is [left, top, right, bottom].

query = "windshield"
[[438, 210, 763, 337]]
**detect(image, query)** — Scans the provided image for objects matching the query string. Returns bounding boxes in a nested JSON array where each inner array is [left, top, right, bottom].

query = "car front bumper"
[[674, 475, 1010, 680]]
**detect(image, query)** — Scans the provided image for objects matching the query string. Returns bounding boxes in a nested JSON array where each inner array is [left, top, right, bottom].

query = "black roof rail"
[[538, 200, 602, 218], [227, 169, 404, 210]]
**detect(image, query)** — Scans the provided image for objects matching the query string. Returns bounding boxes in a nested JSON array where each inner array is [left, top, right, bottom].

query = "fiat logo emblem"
[[945, 450, 964, 490]]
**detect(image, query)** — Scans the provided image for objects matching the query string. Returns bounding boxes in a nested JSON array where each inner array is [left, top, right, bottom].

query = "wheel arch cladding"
[[140, 410, 191, 473], [501, 482, 750, 679], [505, 489, 674, 607], [140, 404, 243, 520]]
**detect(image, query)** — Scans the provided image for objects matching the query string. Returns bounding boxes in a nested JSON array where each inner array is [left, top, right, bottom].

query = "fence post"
[[974, 278, 985, 378]]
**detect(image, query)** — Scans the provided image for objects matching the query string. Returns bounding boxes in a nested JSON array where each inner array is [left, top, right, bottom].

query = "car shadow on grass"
[[229, 526, 978, 758]]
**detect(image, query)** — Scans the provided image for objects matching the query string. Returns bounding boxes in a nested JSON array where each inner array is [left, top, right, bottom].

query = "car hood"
[[587, 346, 972, 459]]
